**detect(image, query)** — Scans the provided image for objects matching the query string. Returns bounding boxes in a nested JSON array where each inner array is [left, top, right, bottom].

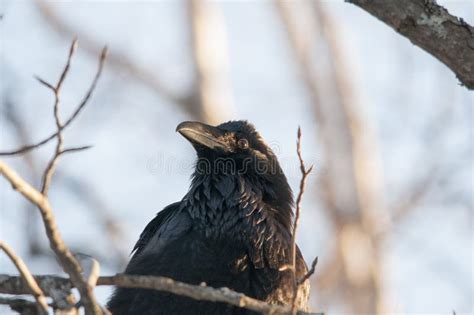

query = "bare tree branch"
[[34, 75, 55, 91], [0, 45, 107, 157], [0, 160, 45, 206], [60, 146, 93, 155], [0, 274, 71, 296], [99, 274, 315, 315], [0, 39, 107, 314], [290, 127, 314, 315], [0, 274, 78, 312], [297, 256, 318, 286], [348, 0, 474, 90], [40, 39, 78, 196], [37, 40, 105, 313], [2, 97, 125, 268], [0, 274, 322, 315], [0, 160, 101, 314], [0, 241, 49, 313]]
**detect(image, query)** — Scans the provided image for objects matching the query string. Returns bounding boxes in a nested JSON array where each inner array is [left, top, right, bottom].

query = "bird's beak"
[[176, 121, 228, 151]]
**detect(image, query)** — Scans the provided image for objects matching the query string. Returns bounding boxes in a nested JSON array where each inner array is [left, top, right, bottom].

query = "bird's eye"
[[237, 138, 249, 149]]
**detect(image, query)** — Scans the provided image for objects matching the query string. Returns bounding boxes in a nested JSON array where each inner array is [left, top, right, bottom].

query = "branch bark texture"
[[0, 274, 321, 315], [348, 0, 474, 89]]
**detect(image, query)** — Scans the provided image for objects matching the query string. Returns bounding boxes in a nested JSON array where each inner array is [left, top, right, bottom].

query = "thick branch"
[[0, 160, 46, 206], [0, 274, 71, 296], [0, 274, 321, 315], [348, 0, 474, 89]]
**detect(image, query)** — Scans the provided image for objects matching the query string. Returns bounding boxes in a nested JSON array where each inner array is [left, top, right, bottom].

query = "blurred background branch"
[[35, 0, 235, 124], [35, 0, 195, 117], [276, 1, 388, 313], [187, 0, 235, 124]]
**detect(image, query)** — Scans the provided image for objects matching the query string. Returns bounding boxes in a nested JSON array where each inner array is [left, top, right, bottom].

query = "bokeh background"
[[0, 0, 472, 314]]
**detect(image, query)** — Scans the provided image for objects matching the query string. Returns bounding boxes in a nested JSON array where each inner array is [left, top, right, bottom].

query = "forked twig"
[[0, 44, 107, 157], [40, 39, 77, 195]]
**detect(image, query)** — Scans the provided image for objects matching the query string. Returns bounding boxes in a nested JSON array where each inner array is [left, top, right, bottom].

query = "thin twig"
[[57, 38, 78, 92], [40, 39, 78, 195], [60, 145, 93, 155], [297, 256, 318, 286], [34, 75, 55, 91], [0, 241, 49, 313], [290, 127, 314, 315]]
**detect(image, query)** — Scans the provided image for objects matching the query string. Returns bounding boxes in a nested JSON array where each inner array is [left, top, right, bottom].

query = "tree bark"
[[348, 0, 474, 90], [0, 274, 320, 315]]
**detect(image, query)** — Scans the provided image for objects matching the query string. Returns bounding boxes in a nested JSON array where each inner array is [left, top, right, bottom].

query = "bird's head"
[[177, 120, 282, 177], [177, 120, 293, 219]]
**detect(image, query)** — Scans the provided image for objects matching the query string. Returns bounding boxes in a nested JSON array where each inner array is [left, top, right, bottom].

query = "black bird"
[[108, 120, 310, 314]]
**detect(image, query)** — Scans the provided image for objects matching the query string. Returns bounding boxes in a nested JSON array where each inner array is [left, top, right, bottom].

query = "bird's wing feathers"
[[131, 202, 182, 257]]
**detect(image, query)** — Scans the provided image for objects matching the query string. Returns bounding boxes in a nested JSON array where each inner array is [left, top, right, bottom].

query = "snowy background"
[[0, 0, 472, 314]]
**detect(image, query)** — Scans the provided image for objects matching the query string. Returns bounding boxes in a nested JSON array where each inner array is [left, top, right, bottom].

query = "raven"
[[108, 120, 310, 314]]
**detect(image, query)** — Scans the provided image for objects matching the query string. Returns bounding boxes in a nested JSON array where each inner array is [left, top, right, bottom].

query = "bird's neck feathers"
[[184, 171, 294, 238]]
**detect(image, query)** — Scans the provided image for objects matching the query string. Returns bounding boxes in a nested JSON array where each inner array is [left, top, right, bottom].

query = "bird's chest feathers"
[[184, 175, 290, 269]]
